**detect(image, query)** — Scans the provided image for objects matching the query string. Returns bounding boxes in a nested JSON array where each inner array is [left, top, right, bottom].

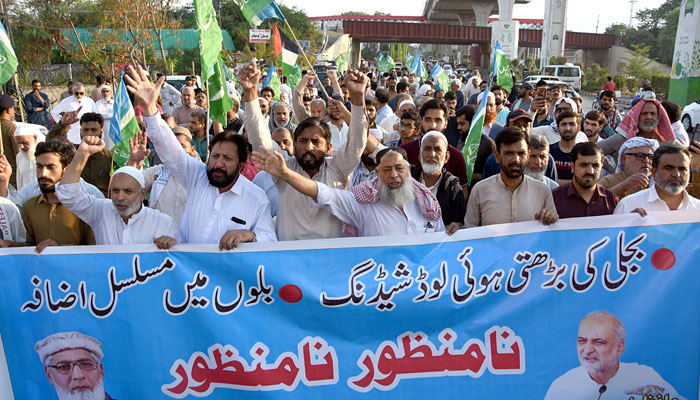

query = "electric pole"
[[628, 0, 638, 28]]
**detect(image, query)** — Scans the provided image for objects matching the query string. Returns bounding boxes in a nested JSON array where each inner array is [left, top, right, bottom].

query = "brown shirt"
[[82, 149, 112, 197], [21, 194, 95, 246], [1, 118, 18, 187], [172, 105, 201, 128], [552, 182, 619, 219], [598, 170, 645, 199]]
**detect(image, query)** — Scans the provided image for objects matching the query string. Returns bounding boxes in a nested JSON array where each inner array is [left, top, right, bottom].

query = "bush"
[[650, 74, 670, 99]]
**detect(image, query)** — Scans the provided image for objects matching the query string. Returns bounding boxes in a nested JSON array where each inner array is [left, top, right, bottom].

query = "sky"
[[278, 0, 664, 34]]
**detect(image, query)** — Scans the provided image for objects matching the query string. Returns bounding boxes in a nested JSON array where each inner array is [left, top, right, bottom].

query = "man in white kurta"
[[614, 143, 700, 215], [56, 136, 180, 246], [0, 196, 26, 246], [239, 62, 367, 241], [545, 311, 684, 400], [13, 122, 46, 190], [50, 83, 97, 144]]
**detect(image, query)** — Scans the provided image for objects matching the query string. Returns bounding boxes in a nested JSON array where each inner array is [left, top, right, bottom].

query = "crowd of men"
[[1, 58, 699, 253]]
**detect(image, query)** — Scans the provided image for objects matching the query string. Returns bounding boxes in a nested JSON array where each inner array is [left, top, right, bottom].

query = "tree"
[[618, 44, 662, 80]]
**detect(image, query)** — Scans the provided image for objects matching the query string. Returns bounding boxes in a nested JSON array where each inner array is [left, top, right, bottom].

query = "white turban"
[[418, 84, 432, 96], [555, 98, 578, 114], [420, 130, 448, 149], [14, 122, 47, 138], [113, 166, 145, 188], [35, 332, 103, 364], [398, 99, 415, 110], [477, 91, 495, 104], [616, 137, 659, 173]]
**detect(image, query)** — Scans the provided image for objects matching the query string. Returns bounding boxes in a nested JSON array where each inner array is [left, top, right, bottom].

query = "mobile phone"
[[537, 86, 547, 98]]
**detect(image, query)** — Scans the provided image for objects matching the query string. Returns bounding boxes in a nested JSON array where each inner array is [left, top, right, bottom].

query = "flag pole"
[[282, 19, 331, 100], [205, 79, 210, 162]]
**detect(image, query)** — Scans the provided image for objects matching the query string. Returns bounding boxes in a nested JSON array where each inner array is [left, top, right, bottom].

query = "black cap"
[[0, 95, 14, 109], [519, 82, 534, 90], [507, 109, 533, 123]]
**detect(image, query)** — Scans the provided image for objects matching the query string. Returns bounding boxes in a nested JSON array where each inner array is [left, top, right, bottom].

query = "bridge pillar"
[[497, 0, 514, 21], [492, 0, 519, 62], [472, 1, 494, 27], [540, 0, 568, 69], [470, 45, 480, 70], [350, 38, 362, 68], [669, 1, 700, 106]]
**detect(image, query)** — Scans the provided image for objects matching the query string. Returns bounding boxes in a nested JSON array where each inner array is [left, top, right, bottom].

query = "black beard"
[[296, 151, 325, 171], [206, 167, 239, 188]]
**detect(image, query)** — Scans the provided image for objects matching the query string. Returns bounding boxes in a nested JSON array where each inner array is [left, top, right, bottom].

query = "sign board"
[[491, 20, 520, 60], [249, 29, 271, 43], [669, 0, 700, 106]]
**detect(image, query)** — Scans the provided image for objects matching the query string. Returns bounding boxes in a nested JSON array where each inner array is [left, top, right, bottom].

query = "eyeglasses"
[[625, 152, 653, 161], [398, 122, 415, 130], [48, 359, 99, 374], [74, 92, 85, 96]]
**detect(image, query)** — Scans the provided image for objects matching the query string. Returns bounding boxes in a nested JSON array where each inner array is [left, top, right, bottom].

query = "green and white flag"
[[0, 21, 18, 85], [335, 48, 350, 75], [208, 55, 233, 125], [193, 0, 222, 84], [282, 63, 302, 89], [194, 0, 233, 125], [262, 63, 281, 102], [494, 41, 513, 91], [378, 52, 394, 73], [430, 63, 450, 92], [234, 0, 284, 27], [109, 72, 143, 170]]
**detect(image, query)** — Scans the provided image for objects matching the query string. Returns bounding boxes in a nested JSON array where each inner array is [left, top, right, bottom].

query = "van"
[[542, 64, 582, 92]]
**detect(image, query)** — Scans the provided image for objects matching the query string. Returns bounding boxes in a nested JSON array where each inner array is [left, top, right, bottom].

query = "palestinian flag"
[[273, 24, 299, 77]]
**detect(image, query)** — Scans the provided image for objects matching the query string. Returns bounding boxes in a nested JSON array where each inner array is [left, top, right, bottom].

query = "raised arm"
[[292, 72, 315, 121], [239, 62, 275, 152], [125, 64, 203, 191], [252, 147, 318, 200], [332, 70, 368, 178], [327, 69, 343, 97], [56, 136, 106, 227], [0, 154, 11, 198]]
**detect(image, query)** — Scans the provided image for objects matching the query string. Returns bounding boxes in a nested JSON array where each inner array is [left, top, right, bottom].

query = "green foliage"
[[604, 0, 680, 67], [618, 44, 661, 80], [583, 63, 611, 92], [549, 56, 568, 65], [650, 74, 670, 99]]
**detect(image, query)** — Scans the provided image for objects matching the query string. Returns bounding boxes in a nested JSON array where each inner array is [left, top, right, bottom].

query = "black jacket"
[[411, 165, 466, 226]]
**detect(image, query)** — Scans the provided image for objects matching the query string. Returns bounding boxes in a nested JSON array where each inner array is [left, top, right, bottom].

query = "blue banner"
[[0, 213, 698, 399]]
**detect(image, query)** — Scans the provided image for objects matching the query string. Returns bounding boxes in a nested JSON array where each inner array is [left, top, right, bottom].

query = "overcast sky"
[[278, 0, 664, 34]]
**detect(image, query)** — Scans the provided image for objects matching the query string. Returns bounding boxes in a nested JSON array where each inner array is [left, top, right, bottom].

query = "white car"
[[681, 98, 700, 133], [521, 75, 563, 86]]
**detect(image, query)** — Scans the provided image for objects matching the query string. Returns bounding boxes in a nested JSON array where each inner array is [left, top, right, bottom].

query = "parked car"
[[166, 75, 202, 91], [681, 98, 700, 133], [542, 64, 583, 91], [520, 75, 563, 86]]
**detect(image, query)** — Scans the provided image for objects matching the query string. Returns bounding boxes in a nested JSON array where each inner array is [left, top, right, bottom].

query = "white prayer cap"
[[450, 79, 460, 85], [35, 332, 103, 364], [98, 84, 112, 91], [555, 97, 578, 114], [418, 84, 432, 96], [420, 130, 448, 149], [398, 99, 415, 110], [113, 166, 145, 188], [477, 91, 495, 104], [616, 137, 659, 173], [14, 122, 48, 137]]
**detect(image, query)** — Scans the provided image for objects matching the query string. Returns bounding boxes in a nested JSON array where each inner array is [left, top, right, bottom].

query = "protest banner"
[[0, 212, 697, 399]]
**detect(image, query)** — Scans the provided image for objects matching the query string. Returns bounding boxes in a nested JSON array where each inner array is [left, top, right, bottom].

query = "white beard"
[[16, 150, 37, 190], [55, 379, 105, 400], [524, 166, 545, 181], [378, 179, 415, 208], [112, 197, 142, 218], [421, 160, 442, 175]]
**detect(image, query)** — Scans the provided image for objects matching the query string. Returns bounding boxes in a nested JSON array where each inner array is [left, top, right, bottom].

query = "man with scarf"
[[253, 146, 445, 237], [269, 102, 297, 133], [599, 137, 658, 199], [598, 99, 677, 162]]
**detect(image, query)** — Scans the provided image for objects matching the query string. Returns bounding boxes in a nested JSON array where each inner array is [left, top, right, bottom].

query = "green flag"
[[0, 22, 17, 85], [109, 72, 144, 170], [193, 0, 222, 85], [379, 53, 394, 73], [282, 63, 301, 89], [208, 55, 233, 125], [430, 63, 450, 92], [462, 80, 491, 185], [262, 63, 281, 102], [335, 48, 350, 75], [233, 0, 277, 27], [494, 42, 513, 91]]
